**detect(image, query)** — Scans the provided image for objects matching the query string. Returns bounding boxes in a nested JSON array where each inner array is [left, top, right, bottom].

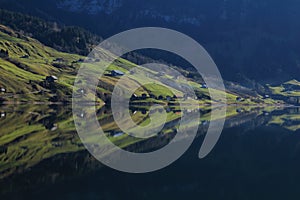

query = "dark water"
[[1, 105, 300, 200]]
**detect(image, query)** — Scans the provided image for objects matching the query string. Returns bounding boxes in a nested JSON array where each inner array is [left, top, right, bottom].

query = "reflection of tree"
[[40, 115, 57, 131], [0, 97, 4, 104]]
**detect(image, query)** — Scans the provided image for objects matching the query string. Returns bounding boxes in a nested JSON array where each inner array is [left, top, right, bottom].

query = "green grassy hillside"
[[269, 79, 300, 97], [0, 25, 176, 103], [0, 25, 82, 102], [0, 24, 283, 106], [267, 79, 300, 105]]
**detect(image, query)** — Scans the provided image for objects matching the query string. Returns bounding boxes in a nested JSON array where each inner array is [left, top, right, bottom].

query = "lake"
[[1, 105, 300, 200]]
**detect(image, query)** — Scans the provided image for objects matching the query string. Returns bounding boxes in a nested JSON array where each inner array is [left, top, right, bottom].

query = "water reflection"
[[0, 105, 300, 198]]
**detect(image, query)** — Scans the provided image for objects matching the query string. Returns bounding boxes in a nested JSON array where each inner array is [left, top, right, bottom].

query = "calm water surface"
[[1, 105, 300, 200]]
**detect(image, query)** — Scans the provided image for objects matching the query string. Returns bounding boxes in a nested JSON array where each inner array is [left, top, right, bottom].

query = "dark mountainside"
[[0, 0, 300, 84], [0, 9, 102, 55]]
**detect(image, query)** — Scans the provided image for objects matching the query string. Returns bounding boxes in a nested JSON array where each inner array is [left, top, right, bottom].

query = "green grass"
[[142, 83, 175, 97], [0, 28, 82, 102]]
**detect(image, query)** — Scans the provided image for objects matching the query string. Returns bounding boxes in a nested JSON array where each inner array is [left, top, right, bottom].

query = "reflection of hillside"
[[268, 107, 300, 131], [0, 105, 299, 195], [0, 105, 83, 179], [0, 105, 160, 180]]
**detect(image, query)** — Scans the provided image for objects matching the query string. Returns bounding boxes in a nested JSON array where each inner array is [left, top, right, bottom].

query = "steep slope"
[[0, 25, 151, 103], [1, 1, 299, 82], [0, 24, 282, 106], [0, 25, 82, 102]]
